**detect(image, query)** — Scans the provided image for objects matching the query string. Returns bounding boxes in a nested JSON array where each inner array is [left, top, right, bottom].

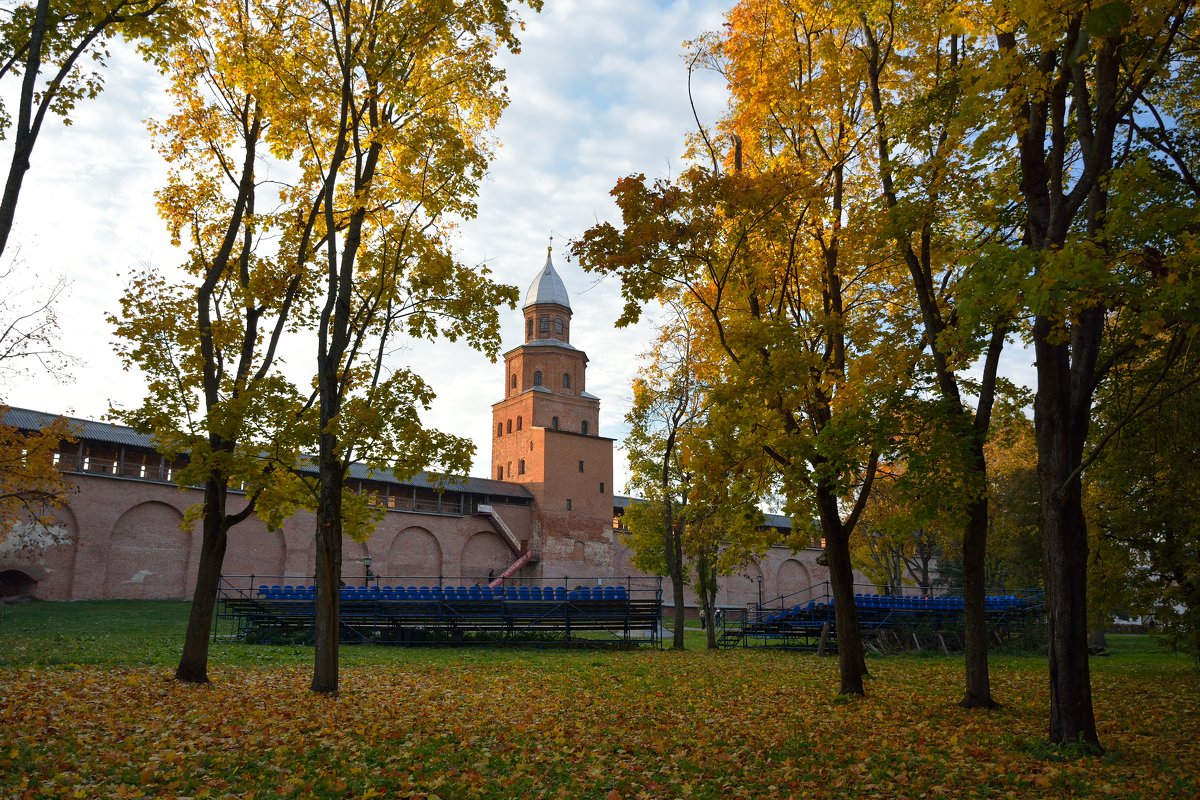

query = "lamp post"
[[363, 555, 374, 588], [757, 574, 763, 608]]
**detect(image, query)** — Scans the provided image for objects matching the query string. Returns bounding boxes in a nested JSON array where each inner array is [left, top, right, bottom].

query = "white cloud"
[[1, 0, 732, 493]]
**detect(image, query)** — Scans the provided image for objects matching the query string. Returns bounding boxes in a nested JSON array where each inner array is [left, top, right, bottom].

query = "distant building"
[[0, 250, 833, 609]]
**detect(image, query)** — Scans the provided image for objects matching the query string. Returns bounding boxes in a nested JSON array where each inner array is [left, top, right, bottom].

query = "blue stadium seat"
[[611, 586, 625, 600], [517, 586, 531, 600]]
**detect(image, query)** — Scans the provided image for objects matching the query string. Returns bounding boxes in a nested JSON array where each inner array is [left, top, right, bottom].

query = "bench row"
[[256, 585, 630, 602]]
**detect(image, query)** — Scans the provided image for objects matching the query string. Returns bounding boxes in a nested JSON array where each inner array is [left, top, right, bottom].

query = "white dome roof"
[[524, 250, 571, 310]]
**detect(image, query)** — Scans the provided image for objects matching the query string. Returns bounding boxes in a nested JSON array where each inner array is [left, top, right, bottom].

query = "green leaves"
[[1084, 1, 1133, 37]]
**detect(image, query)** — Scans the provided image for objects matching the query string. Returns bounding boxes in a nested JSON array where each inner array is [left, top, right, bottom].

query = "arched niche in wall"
[[777, 558, 812, 602], [387, 527, 441, 583], [460, 531, 511, 582], [342, 539, 369, 586], [223, 520, 286, 584], [720, 562, 764, 608], [0, 505, 79, 600], [0, 569, 37, 598], [103, 501, 188, 599]]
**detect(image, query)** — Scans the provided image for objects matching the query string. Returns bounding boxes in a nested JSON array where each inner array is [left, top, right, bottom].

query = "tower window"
[[562, 373, 570, 389], [516, 416, 522, 430], [600, 482, 604, 493], [497, 466, 503, 480], [539, 316, 549, 333], [566, 499, 573, 511], [518, 459, 525, 475], [507, 462, 512, 477], [551, 416, 559, 430], [507, 419, 512, 434], [526, 319, 533, 338], [555, 318, 564, 334], [578, 460, 584, 472], [497, 422, 503, 437], [511, 374, 517, 389], [581, 420, 589, 435], [534, 370, 543, 386]]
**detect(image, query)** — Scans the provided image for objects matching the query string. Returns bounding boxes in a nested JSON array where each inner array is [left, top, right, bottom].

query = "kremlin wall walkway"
[[216, 576, 664, 648]]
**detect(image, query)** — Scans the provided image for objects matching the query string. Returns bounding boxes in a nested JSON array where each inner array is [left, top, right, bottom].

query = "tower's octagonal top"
[[524, 249, 571, 310]]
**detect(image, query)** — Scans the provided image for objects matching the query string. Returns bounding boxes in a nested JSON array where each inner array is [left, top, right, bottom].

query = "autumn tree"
[[0, 411, 74, 552], [1086, 331, 1200, 657], [0, 0, 180, 258], [110, 0, 315, 685], [270, 0, 534, 694], [851, 464, 947, 597], [575, 12, 919, 689], [982, 400, 1042, 593], [853, 0, 1021, 709], [980, 0, 1197, 749], [622, 306, 768, 648], [0, 262, 77, 554], [623, 310, 703, 649]]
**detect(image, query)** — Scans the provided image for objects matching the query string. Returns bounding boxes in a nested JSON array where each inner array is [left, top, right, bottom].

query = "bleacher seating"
[[218, 578, 661, 647], [727, 590, 1042, 651]]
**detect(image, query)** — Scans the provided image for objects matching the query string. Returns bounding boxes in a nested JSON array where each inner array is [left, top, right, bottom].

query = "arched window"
[[539, 316, 550, 333], [562, 373, 570, 389], [518, 459, 526, 475], [497, 466, 503, 480], [581, 420, 589, 435], [506, 419, 512, 434], [551, 416, 559, 430], [555, 318, 564, 334], [511, 374, 517, 389], [516, 416, 522, 430], [534, 370, 543, 386], [497, 422, 503, 437], [526, 318, 533, 338]]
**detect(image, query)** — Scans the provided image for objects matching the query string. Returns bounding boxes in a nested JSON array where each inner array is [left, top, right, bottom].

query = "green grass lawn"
[[1, 601, 1197, 799]]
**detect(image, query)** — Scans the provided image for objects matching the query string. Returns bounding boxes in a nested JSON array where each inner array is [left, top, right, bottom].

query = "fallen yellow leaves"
[[0, 652, 1196, 799]]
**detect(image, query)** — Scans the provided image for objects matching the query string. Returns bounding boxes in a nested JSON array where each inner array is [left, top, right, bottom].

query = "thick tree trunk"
[[1035, 330, 1101, 751], [312, 444, 343, 694], [818, 487, 867, 695], [175, 479, 230, 683], [960, 444, 998, 709]]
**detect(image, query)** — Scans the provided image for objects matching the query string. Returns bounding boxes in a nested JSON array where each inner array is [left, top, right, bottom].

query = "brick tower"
[[491, 248, 615, 577]]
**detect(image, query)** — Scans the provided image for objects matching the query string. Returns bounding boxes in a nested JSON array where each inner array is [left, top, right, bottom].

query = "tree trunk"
[[670, 564, 687, 650], [175, 479, 230, 683], [960, 444, 998, 708], [0, 0, 48, 259], [696, 551, 719, 650], [818, 487, 867, 694], [311, 442, 343, 694], [1035, 330, 1101, 751]]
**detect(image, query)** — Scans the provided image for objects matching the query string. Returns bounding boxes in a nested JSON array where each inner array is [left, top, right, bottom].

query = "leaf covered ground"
[[1, 604, 1197, 799]]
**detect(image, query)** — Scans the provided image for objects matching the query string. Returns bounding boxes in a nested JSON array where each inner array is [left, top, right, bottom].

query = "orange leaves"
[[0, 651, 1197, 799]]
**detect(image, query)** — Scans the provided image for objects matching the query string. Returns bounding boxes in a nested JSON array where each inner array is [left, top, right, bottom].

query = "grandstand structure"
[[2, 250, 833, 619], [216, 575, 663, 647], [718, 584, 1046, 653]]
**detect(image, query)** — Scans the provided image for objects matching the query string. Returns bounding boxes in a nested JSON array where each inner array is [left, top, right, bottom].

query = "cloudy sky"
[[2, 0, 734, 491]]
